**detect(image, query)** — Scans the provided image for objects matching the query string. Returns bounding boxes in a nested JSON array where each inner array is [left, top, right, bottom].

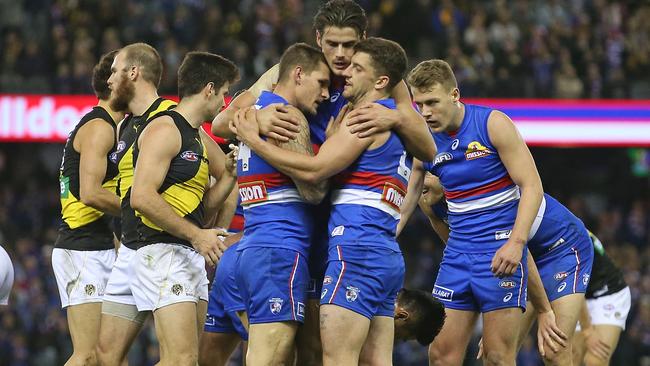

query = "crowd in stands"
[[0, 0, 649, 365], [0, 0, 648, 99]]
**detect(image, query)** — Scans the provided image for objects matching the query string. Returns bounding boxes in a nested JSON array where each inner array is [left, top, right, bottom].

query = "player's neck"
[[128, 84, 160, 117], [272, 83, 297, 106], [446, 102, 465, 132], [349, 90, 387, 110], [174, 98, 207, 129], [96, 99, 125, 125]]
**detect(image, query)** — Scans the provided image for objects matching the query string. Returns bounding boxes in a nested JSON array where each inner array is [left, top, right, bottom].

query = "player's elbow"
[[129, 187, 148, 213], [80, 187, 100, 208]]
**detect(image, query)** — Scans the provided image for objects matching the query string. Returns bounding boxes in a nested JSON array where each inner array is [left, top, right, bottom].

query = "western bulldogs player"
[[233, 37, 419, 365], [233, 43, 331, 365]]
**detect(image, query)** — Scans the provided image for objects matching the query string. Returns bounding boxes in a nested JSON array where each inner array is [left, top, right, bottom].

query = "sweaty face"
[[317, 26, 360, 76], [342, 52, 376, 105], [295, 62, 330, 115], [412, 84, 459, 133], [108, 52, 135, 113]]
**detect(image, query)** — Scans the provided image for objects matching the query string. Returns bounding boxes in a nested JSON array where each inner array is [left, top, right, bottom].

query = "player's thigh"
[[481, 307, 523, 355], [359, 315, 394, 366], [197, 299, 208, 340], [97, 307, 147, 362], [198, 331, 241, 366], [296, 299, 322, 364], [571, 330, 587, 366], [153, 302, 200, 358], [247, 321, 298, 359], [517, 301, 537, 350], [67, 302, 103, 348], [428, 308, 478, 365], [320, 304, 371, 355], [550, 293, 584, 339]]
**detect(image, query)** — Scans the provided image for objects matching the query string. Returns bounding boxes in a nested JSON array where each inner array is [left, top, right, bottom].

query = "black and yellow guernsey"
[[55, 106, 118, 251], [114, 98, 176, 249], [133, 110, 209, 248]]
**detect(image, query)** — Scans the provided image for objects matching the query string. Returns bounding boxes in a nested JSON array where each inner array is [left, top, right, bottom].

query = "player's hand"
[[191, 228, 229, 266], [224, 145, 239, 177], [256, 103, 300, 142], [232, 108, 260, 146], [584, 326, 611, 360], [326, 104, 349, 138], [536, 310, 568, 357], [346, 102, 400, 137], [491, 239, 524, 277]]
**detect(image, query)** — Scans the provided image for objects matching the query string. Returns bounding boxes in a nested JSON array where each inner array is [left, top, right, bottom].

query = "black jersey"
[[55, 106, 118, 251], [585, 232, 627, 299], [133, 110, 209, 248], [113, 98, 177, 249]]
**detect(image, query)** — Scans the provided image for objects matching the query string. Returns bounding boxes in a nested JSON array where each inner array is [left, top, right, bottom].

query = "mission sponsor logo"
[[381, 182, 406, 211], [239, 181, 268, 205], [464, 141, 492, 160]]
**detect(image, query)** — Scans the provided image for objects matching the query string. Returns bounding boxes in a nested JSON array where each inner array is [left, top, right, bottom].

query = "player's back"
[[237, 91, 313, 256], [328, 98, 411, 250]]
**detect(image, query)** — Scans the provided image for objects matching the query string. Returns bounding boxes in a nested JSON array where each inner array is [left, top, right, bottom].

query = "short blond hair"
[[122, 43, 163, 87], [406, 59, 457, 92]]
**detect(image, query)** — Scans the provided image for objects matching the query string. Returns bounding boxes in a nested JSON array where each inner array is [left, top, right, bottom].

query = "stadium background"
[[0, 0, 648, 365]]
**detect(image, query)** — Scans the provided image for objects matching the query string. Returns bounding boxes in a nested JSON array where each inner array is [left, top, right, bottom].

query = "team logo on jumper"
[[269, 297, 284, 314], [239, 181, 268, 205], [180, 151, 199, 162], [296, 302, 305, 318], [554, 271, 569, 281], [499, 280, 516, 289], [465, 141, 492, 160], [171, 284, 183, 296], [495, 230, 512, 240], [432, 285, 454, 302], [557, 282, 567, 293], [433, 152, 453, 166], [381, 182, 406, 211], [583, 273, 590, 286], [345, 286, 360, 302], [85, 284, 96, 296], [323, 276, 333, 285]]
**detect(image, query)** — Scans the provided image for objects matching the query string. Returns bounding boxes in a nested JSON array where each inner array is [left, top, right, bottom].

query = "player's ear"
[[294, 66, 303, 85], [316, 30, 322, 48], [375, 75, 389, 91], [129, 65, 138, 81], [204, 82, 215, 97], [451, 88, 460, 103], [395, 308, 409, 320]]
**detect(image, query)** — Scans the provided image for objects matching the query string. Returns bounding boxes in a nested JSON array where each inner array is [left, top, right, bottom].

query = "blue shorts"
[[434, 247, 528, 313], [205, 245, 248, 340], [307, 236, 328, 300], [235, 247, 308, 324], [535, 228, 594, 302], [320, 245, 405, 319]]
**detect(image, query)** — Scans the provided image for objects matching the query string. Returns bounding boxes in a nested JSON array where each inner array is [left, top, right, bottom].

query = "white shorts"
[[577, 286, 631, 331], [131, 243, 208, 312], [103, 245, 138, 306], [52, 248, 116, 308], [0, 246, 14, 305]]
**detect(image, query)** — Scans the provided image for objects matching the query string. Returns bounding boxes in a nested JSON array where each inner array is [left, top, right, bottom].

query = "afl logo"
[[433, 152, 453, 166], [499, 280, 516, 289], [554, 272, 569, 281], [451, 139, 459, 150], [180, 151, 199, 162]]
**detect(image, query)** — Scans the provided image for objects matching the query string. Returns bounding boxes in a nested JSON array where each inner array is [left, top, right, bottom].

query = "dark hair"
[[277, 43, 327, 83], [407, 59, 458, 92], [313, 0, 367, 37], [122, 42, 163, 87], [399, 288, 446, 346], [353, 37, 407, 90], [177, 51, 239, 99], [92, 50, 118, 100]]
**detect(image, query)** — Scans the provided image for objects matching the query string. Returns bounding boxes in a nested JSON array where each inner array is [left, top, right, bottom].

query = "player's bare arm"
[[200, 130, 237, 226], [212, 184, 239, 229], [418, 174, 450, 243], [396, 159, 425, 237], [130, 117, 225, 266], [488, 110, 544, 277], [76, 118, 121, 216], [234, 107, 372, 185], [211, 64, 300, 141], [346, 81, 436, 161], [271, 106, 329, 204]]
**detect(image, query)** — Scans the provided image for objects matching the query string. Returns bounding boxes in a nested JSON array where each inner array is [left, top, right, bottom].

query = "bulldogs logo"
[[85, 284, 96, 296], [465, 141, 492, 160], [171, 284, 183, 296], [269, 297, 284, 314], [345, 286, 360, 302]]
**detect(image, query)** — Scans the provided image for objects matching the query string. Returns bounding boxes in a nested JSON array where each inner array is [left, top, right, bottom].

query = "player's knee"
[[584, 352, 610, 366], [167, 351, 198, 366], [67, 349, 97, 366], [483, 348, 513, 366], [96, 341, 120, 366], [428, 342, 463, 366], [541, 345, 572, 366]]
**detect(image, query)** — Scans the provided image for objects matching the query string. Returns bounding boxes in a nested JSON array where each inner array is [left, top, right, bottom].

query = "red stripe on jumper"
[[334, 171, 407, 192], [445, 175, 514, 200], [238, 172, 293, 188]]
